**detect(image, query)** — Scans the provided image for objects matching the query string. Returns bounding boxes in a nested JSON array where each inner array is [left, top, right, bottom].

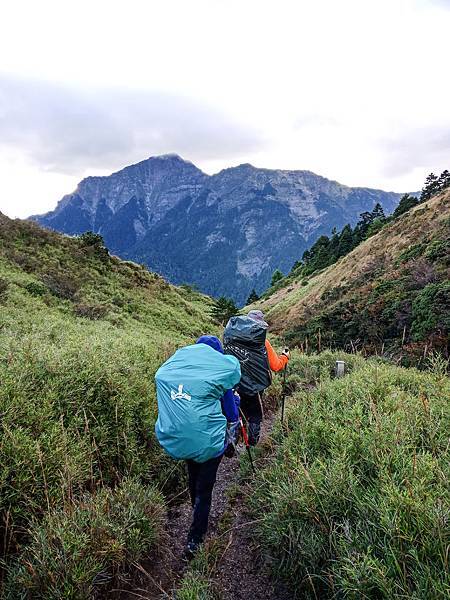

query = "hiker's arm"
[[221, 389, 239, 422], [265, 339, 289, 372]]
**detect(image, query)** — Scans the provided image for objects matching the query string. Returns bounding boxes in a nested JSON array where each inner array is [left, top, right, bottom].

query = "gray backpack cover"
[[223, 316, 271, 396]]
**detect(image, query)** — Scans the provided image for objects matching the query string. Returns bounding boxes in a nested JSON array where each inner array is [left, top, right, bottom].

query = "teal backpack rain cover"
[[155, 344, 241, 463]]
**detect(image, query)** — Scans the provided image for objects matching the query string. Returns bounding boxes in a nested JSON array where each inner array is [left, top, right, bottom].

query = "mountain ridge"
[[33, 154, 405, 304], [256, 190, 450, 363]]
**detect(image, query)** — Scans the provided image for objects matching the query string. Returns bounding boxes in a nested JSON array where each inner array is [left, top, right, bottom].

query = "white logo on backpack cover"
[[171, 384, 192, 401]]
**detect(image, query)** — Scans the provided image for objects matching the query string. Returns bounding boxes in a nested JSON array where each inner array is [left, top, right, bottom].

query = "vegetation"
[[210, 295, 239, 325], [0, 213, 215, 596], [271, 269, 284, 287], [262, 169, 449, 295], [246, 288, 260, 304], [258, 190, 449, 364], [251, 351, 450, 599]]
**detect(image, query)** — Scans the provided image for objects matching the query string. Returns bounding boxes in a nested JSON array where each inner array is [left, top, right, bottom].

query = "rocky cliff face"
[[33, 154, 402, 304]]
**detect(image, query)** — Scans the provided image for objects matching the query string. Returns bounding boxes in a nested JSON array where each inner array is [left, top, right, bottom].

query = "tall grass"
[[0, 216, 215, 596], [251, 352, 449, 599]]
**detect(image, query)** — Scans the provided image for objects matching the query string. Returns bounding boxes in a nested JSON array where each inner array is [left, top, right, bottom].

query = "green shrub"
[[3, 478, 165, 600], [411, 281, 450, 340], [0, 277, 8, 300], [25, 281, 48, 297], [251, 356, 450, 599], [41, 270, 79, 300]]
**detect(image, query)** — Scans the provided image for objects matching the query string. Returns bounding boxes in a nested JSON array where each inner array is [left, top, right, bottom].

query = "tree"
[[271, 269, 284, 286], [420, 173, 440, 201], [371, 202, 386, 222], [337, 224, 354, 257], [392, 194, 420, 219], [246, 288, 259, 304], [78, 231, 105, 247], [437, 169, 450, 192], [210, 296, 238, 325], [366, 218, 385, 238]]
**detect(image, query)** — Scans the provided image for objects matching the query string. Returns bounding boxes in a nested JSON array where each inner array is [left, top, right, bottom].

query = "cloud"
[[380, 126, 450, 178], [0, 74, 265, 175]]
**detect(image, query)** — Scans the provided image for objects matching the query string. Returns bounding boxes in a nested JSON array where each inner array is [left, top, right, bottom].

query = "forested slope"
[[257, 191, 449, 364]]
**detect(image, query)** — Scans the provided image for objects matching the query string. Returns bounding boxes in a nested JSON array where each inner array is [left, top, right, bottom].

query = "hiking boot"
[[184, 539, 201, 561]]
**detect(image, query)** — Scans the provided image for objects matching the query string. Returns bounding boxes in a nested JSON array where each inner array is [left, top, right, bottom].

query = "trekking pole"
[[281, 348, 289, 426], [239, 412, 256, 475]]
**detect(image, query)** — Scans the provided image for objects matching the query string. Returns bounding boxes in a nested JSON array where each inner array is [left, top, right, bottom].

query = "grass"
[[250, 351, 450, 599], [0, 214, 216, 596]]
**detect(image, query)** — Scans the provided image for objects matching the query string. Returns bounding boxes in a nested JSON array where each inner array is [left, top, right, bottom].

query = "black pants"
[[240, 391, 263, 446], [186, 454, 222, 544]]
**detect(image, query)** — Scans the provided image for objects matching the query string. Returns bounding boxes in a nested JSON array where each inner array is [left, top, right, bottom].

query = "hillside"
[[0, 213, 216, 596], [256, 191, 450, 363], [33, 154, 403, 305]]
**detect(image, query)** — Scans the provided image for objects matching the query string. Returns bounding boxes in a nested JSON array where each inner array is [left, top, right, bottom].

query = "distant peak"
[[155, 153, 182, 159], [149, 153, 189, 163]]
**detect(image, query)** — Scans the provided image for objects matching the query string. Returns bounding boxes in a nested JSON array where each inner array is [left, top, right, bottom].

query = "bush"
[[0, 277, 8, 300], [411, 281, 450, 340], [251, 356, 450, 599], [74, 302, 109, 320], [78, 231, 105, 247], [3, 478, 165, 600], [25, 281, 48, 297], [42, 270, 79, 300]]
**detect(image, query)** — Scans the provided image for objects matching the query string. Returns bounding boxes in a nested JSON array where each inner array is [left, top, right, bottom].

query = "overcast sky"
[[1, 0, 449, 218]]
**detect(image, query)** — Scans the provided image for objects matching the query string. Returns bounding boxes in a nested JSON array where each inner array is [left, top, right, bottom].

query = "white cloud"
[[0, 0, 449, 217]]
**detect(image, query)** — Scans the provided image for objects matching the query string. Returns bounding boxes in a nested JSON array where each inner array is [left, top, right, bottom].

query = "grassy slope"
[[256, 192, 449, 362], [0, 214, 216, 598], [251, 351, 449, 599]]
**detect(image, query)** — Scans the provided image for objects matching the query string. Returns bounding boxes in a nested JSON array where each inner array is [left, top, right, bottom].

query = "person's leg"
[[188, 455, 222, 544], [186, 459, 199, 508], [240, 392, 263, 446]]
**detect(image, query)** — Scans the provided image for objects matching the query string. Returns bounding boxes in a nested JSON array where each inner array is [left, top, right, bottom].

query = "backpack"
[[223, 316, 271, 396], [155, 343, 241, 463]]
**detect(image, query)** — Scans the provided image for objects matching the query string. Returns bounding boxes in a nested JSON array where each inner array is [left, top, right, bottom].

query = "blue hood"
[[196, 335, 224, 354]]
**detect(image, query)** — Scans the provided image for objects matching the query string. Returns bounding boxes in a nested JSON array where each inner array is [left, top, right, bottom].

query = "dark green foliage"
[[396, 242, 426, 264], [210, 296, 238, 324], [271, 269, 284, 286], [246, 288, 259, 304], [411, 281, 450, 340], [337, 225, 353, 257], [41, 270, 80, 300], [392, 194, 420, 219], [251, 353, 450, 599], [0, 277, 8, 300], [421, 169, 450, 202], [25, 281, 48, 297], [420, 173, 440, 201], [78, 231, 105, 248], [288, 204, 390, 284]]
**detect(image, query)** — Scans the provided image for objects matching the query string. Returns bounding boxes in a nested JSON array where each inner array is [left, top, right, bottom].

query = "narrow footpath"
[[117, 413, 292, 599]]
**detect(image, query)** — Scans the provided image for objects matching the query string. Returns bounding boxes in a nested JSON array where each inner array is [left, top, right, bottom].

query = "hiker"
[[154, 335, 241, 558], [223, 309, 289, 446]]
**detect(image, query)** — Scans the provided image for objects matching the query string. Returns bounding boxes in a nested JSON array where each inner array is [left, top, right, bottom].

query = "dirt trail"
[[116, 414, 291, 599]]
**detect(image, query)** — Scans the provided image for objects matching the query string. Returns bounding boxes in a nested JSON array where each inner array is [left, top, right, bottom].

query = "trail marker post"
[[335, 360, 345, 377]]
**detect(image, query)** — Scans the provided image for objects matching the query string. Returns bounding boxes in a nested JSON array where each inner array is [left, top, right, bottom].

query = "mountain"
[[33, 154, 404, 305], [254, 190, 450, 364]]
